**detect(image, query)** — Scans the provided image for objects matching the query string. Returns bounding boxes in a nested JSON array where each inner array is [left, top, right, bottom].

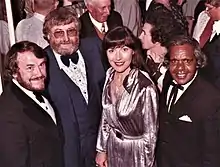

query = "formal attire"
[[0, 80, 63, 167], [201, 20, 220, 89], [79, 11, 123, 39], [193, 11, 210, 43], [113, 0, 141, 36], [45, 37, 105, 167], [16, 12, 49, 48], [157, 71, 220, 167], [97, 68, 158, 167]]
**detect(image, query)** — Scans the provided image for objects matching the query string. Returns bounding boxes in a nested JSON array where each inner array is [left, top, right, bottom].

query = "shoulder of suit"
[[80, 37, 101, 49], [138, 70, 155, 89], [198, 75, 220, 94], [79, 11, 89, 21], [109, 10, 122, 19], [44, 46, 54, 55], [0, 82, 24, 116]]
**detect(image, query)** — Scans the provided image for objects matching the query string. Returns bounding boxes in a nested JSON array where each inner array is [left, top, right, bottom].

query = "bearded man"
[[0, 41, 64, 167], [43, 7, 105, 167]]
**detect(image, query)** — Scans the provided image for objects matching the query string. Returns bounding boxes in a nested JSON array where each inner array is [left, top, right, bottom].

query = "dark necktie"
[[61, 52, 79, 67], [33, 91, 44, 103], [101, 23, 106, 34], [167, 82, 184, 111]]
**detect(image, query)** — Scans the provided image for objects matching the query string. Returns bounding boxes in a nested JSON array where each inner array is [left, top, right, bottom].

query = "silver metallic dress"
[[96, 68, 158, 167]]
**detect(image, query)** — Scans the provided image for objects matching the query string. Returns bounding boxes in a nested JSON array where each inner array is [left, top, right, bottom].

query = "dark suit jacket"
[[201, 34, 220, 90], [156, 72, 220, 167], [0, 82, 63, 167], [45, 38, 105, 167], [79, 10, 123, 39]]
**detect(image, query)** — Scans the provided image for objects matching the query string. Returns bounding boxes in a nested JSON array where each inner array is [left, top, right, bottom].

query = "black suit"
[[201, 34, 220, 90], [45, 38, 105, 167], [0, 82, 63, 167], [157, 72, 220, 167], [79, 10, 123, 39]]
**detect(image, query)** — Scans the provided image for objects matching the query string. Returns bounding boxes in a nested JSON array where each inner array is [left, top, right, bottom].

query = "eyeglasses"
[[53, 28, 78, 38]]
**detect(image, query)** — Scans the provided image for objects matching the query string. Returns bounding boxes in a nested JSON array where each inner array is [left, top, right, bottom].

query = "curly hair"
[[4, 41, 47, 81], [167, 35, 207, 68], [144, 2, 188, 47]]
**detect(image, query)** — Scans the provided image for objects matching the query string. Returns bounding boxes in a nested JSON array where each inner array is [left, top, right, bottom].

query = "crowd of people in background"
[[0, 0, 220, 167]]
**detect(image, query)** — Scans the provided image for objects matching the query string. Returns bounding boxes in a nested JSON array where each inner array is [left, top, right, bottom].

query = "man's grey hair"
[[84, 0, 97, 6], [167, 35, 207, 69]]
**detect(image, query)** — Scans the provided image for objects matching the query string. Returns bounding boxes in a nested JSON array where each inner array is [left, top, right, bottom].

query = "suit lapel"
[[85, 12, 97, 37], [10, 82, 57, 127], [79, 47, 94, 102], [169, 75, 201, 117]]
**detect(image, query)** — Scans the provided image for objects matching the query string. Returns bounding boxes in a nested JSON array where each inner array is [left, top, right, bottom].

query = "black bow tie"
[[170, 82, 184, 90], [60, 52, 79, 67], [33, 91, 44, 103], [167, 82, 184, 111]]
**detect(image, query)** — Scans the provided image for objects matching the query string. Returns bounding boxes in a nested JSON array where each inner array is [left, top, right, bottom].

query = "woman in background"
[[95, 26, 158, 167]]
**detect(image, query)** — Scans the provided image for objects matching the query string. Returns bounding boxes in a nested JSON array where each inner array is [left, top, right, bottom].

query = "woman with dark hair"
[[95, 26, 158, 167]]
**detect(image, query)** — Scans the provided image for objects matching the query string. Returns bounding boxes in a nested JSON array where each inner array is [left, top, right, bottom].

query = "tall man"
[[0, 41, 63, 167], [16, 0, 58, 48], [43, 7, 105, 167], [80, 0, 123, 40], [157, 35, 220, 167]]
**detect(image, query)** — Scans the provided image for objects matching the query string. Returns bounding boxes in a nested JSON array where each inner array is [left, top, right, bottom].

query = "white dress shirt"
[[16, 13, 49, 49], [146, 0, 153, 10], [12, 79, 57, 124], [89, 13, 108, 33], [193, 11, 210, 42], [53, 50, 89, 103], [210, 20, 220, 41], [167, 72, 198, 111]]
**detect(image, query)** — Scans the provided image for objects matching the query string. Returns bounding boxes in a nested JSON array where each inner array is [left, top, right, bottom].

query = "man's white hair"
[[84, 0, 97, 6]]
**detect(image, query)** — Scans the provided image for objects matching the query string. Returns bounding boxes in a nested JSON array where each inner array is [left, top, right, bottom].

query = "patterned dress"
[[96, 68, 158, 167]]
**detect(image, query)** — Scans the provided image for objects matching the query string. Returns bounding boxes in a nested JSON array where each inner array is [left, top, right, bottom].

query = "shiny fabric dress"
[[97, 68, 158, 167]]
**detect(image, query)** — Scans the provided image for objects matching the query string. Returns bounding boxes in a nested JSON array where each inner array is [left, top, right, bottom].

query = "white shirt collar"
[[53, 49, 82, 69], [88, 13, 108, 32], [12, 79, 38, 101], [212, 20, 220, 36], [53, 50, 66, 69], [33, 12, 45, 22], [172, 71, 198, 91], [146, 0, 153, 10], [12, 79, 57, 124]]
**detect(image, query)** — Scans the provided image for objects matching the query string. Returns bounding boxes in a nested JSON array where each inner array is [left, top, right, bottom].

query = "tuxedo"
[[0, 82, 63, 167], [79, 10, 123, 39], [201, 34, 220, 90], [45, 38, 105, 167], [156, 72, 220, 167]]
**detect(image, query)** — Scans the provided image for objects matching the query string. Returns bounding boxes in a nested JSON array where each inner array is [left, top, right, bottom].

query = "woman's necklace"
[[110, 79, 124, 102]]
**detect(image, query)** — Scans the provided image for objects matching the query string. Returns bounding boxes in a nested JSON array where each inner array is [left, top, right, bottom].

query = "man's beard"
[[16, 73, 46, 92], [51, 39, 79, 55]]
